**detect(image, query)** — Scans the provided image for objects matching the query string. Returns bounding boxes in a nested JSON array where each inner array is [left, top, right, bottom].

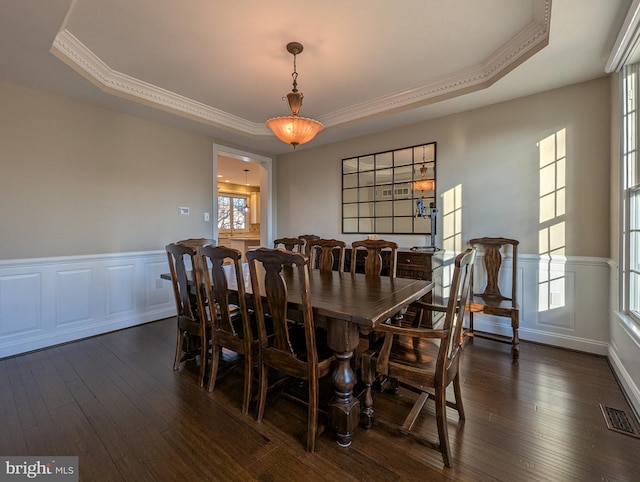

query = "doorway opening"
[[212, 144, 274, 249]]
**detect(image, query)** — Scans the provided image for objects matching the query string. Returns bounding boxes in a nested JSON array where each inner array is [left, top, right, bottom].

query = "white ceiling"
[[1, 0, 638, 184]]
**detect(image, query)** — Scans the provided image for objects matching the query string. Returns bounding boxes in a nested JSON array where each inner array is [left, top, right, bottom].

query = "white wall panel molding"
[[106, 264, 135, 316], [0, 250, 613, 358], [0, 273, 41, 336], [55, 268, 92, 326], [0, 251, 174, 358], [469, 253, 610, 355]]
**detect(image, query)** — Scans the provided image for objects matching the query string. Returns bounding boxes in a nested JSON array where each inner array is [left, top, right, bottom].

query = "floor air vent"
[[599, 404, 640, 438]]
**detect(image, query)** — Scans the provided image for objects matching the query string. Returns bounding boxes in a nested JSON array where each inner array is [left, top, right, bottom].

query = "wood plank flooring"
[[1, 318, 639, 481]]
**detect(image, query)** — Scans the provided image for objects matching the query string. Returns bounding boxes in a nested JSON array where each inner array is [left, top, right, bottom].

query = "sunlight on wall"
[[538, 129, 567, 312], [441, 184, 463, 298], [442, 184, 463, 253]]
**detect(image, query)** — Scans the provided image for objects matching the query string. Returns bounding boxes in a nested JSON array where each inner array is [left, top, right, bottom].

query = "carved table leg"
[[327, 318, 361, 447]]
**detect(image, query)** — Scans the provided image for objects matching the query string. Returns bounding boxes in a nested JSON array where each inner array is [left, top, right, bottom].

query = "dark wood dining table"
[[162, 265, 433, 447]]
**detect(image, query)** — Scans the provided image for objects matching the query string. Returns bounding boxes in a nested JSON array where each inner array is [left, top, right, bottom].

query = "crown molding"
[[50, 0, 551, 136], [320, 13, 550, 127], [50, 30, 269, 136]]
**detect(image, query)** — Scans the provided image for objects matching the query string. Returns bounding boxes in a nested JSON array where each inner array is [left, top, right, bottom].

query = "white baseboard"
[[471, 317, 609, 355]]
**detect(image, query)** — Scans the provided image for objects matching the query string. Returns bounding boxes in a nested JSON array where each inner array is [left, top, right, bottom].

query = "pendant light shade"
[[266, 42, 324, 149], [413, 172, 435, 192], [266, 115, 324, 147]]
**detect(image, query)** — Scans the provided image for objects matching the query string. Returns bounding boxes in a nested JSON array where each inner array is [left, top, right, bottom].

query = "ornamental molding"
[[50, 0, 551, 137]]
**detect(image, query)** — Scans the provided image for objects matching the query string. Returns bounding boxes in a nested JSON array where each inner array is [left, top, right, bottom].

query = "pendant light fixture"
[[413, 145, 435, 192], [266, 42, 324, 149], [243, 169, 250, 212]]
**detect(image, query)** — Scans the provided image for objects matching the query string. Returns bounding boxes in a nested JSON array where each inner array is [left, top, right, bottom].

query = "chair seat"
[[386, 335, 440, 369], [468, 298, 517, 314], [368, 334, 440, 391]]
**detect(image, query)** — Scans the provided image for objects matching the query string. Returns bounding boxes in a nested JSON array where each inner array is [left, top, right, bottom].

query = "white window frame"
[[621, 64, 640, 324], [217, 193, 249, 235]]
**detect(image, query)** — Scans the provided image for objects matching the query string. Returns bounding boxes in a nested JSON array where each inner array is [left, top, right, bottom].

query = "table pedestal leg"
[[327, 319, 360, 447]]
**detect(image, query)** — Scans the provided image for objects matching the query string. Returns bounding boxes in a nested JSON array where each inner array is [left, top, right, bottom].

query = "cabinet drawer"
[[397, 251, 432, 279]]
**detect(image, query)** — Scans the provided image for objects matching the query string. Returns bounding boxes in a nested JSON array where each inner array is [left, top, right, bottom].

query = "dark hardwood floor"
[[1, 318, 639, 481]]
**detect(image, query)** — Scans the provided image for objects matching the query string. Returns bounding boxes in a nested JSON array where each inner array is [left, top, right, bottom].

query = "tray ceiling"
[[0, 0, 636, 156]]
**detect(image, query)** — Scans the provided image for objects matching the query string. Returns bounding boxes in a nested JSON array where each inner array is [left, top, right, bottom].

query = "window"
[[217, 194, 248, 232], [622, 64, 640, 323], [629, 187, 640, 316]]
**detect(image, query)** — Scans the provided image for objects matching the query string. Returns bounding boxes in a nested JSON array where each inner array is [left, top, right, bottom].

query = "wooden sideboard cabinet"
[[397, 249, 444, 328], [343, 247, 444, 328]]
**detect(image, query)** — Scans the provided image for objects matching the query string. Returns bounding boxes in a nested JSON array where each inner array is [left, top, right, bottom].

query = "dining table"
[[161, 264, 433, 447]]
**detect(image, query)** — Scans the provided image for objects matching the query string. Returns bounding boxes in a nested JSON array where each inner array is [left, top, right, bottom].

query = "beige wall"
[[1, 76, 611, 259], [276, 77, 611, 257], [0, 80, 215, 259]]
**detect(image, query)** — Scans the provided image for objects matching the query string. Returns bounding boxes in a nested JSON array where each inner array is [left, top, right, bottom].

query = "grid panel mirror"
[[342, 142, 436, 234]]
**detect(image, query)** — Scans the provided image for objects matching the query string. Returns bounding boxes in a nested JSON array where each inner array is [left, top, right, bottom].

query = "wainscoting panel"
[[1, 250, 613, 359], [0, 251, 174, 358], [106, 264, 135, 316], [55, 268, 92, 326], [468, 253, 610, 355], [145, 260, 172, 308], [0, 272, 41, 336]]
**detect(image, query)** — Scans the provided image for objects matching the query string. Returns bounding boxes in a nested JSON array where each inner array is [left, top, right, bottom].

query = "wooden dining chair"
[[177, 238, 216, 248], [246, 247, 334, 452], [298, 234, 320, 258], [196, 245, 254, 413], [466, 237, 520, 359], [309, 238, 346, 272], [273, 237, 305, 253], [166, 242, 209, 387], [177, 238, 216, 311], [351, 239, 399, 362], [350, 239, 398, 278], [360, 247, 476, 467]]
